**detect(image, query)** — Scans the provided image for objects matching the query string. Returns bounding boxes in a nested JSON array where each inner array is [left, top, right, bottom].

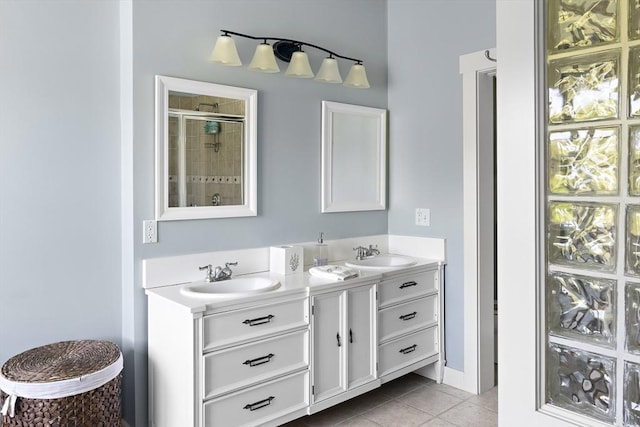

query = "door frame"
[[460, 48, 497, 394]]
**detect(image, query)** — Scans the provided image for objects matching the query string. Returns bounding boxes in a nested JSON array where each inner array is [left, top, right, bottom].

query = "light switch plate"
[[415, 208, 430, 226]]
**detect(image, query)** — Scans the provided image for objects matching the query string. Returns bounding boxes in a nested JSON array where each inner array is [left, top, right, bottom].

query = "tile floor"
[[282, 373, 498, 427]]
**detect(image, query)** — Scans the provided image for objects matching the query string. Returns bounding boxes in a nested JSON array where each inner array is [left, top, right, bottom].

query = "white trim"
[[460, 48, 497, 395], [442, 366, 465, 390], [496, 1, 570, 425]]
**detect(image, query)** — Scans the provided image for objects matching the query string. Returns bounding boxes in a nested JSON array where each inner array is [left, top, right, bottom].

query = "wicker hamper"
[[0, 340, 122, 427]]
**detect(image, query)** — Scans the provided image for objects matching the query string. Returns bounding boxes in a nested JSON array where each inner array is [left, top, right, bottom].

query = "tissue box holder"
[[270, 245, 304, 275]]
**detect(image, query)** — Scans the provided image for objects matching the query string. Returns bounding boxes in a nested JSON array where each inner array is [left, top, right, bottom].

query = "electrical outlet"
[[143, 220, 157, 244], [415, 208, 430, 226]]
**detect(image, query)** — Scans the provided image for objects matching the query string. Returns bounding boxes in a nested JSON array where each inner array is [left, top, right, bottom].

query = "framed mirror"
[[155, 75, 257, 220], [321, 101, 387, 213]]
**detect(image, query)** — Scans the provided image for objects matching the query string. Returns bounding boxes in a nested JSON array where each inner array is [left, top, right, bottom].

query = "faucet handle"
[[225, 262, 238, 268], [199, 264, 213, 273], [199, 264, 214, 282], [368, 244, 378, 249]]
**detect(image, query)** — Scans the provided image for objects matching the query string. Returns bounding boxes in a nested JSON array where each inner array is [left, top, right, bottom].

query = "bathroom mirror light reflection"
[[321, 101, 387, 213], [155, 75, 257, 220]]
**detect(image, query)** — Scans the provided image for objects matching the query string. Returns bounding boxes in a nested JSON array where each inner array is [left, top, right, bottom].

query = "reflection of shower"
[[168, 107, 244, 208], [197, 103, 222, 152], [204, 121, 221, 152]]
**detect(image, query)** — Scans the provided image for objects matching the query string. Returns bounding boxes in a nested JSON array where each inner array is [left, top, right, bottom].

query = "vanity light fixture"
[[209, 30, 370, 88]]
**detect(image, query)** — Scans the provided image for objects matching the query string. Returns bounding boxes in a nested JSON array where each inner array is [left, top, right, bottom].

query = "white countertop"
[[145, 257, 443, 315]]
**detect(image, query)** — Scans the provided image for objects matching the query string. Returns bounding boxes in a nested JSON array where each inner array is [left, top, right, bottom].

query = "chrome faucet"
[[367, 244, 380, 257], [199, 262, 238, 282], [353, 245, 380, 260], [353, 246, 367, 260]]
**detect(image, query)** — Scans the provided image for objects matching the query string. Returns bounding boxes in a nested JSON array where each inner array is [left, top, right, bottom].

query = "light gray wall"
[[126, 0, 388, 424], [0, 0, 122, 372], [387, 0, 496, 371]]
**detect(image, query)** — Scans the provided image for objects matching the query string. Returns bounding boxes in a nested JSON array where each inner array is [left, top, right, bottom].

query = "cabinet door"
[[347, 284, 376, 389], [311, 291, 345, 403]]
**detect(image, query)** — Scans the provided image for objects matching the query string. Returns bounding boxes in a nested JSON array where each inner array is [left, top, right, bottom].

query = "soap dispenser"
[[313, 232, 328, 266]]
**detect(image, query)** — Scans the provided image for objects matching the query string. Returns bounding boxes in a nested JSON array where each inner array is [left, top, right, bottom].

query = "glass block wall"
[[545, 1, 640, 425]]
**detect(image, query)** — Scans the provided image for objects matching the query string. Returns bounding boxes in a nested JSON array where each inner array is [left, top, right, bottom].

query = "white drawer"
[[203, 370, 308, 427], [203, 329, 309, 399], [203, 298, 308, 351], [378, 295, 437, 343], [378, 326, 437, 378], [378, 270, 438, 308]]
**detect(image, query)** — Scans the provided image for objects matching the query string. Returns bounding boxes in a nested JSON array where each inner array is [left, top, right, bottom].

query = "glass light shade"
[[315, 58, 342, 83], [209, 35, 242, 66], [248, 43, 280, 73], [343, 63, 370, 88], [284, 51, 314, 78]]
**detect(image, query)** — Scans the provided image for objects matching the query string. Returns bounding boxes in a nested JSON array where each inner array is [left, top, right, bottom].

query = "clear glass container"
[[548, 0, 619, 52], [547, 272, 616, 347], [547, 343, 616, 422], [548, 127, 619, 195], [548, 201, 618, 271], [548, 50, 620, 124]]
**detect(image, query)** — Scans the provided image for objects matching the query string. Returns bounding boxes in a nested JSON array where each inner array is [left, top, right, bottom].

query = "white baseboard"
[[413, 365, 474, 396], [441, 366, 469, 392]]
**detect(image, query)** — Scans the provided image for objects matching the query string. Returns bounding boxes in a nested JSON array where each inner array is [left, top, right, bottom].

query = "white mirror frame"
[[321, 101, 387, 213], [155, 75, 257, 220]]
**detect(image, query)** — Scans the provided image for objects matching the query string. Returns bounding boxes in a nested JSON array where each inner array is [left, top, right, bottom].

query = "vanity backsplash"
[[142, 234, 445, 289]]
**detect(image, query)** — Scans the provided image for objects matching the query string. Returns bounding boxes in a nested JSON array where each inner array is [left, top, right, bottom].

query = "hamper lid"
[[0, 339, 122, 414], [1, 340, 121, 383]]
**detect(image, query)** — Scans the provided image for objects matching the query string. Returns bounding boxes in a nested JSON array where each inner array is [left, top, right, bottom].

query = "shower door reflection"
[[168, 111, 244, 208]]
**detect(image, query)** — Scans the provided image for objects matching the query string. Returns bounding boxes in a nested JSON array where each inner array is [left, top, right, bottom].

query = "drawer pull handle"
[[399, 281, 418, 289], [243, 353, 275, 367], [337, 332, 342, 347], [243, 314, 274, 326], [243, 396, 275, 411], [399, 344, 417, 354], [399, 311, 417, 321]]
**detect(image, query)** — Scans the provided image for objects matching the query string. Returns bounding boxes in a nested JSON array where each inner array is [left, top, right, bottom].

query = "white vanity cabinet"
[[146, 258, 445, 426], [309, 282, 379, 412], [377, 264, 444, 382], [147, 293, 310, 427]]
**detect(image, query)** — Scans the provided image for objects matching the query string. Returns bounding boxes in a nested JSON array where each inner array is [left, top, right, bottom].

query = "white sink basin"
[[345, 254, 417, 269], [180, 277, 280, 298]]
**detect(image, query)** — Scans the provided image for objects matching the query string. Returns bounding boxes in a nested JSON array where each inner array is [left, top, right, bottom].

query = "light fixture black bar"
[[221, 30, 363, 64]]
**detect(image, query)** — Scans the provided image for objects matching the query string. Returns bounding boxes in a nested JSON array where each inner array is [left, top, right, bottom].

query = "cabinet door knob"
[[349, 328, 353, 343], [337, 332, 342, 347]]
